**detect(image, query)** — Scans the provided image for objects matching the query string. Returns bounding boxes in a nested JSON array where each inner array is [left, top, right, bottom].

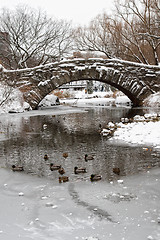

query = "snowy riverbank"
[[109, 117, 160, 149]]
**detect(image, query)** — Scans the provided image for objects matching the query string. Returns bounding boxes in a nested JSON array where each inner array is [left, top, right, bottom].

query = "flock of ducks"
[[11, 153, 120, 183], [47, 153, 106, 182]]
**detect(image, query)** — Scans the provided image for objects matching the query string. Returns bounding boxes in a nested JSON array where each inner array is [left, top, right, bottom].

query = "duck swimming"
[[50, 163, 61, 171], [90, 174, 102, 182], [85, 154, 94, 161], [59, 176, 69, 183], [58, 167, 65, 175], [113, 168, 120, 175], [74, 166, 87, 174], [12, 165, 24, 172], [63, 153, 68, 158], [44, 154, 48, 160]]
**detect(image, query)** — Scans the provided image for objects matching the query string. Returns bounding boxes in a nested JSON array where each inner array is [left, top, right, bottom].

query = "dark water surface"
[[0, 106, 160, 182]]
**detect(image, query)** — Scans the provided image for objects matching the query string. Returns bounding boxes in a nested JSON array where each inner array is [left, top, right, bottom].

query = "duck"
[[74, 166, 87, 174], [113, 167, 120, 175], [12, 165, 24, 172], [50, 163, 61, 171], [90, 174, 102, 182], [58, 167, 65, 175], [63, 152, 68, 158], [85, 154, 94, 161], [44, 154, 49, 160], [59, 176, 69, 183]]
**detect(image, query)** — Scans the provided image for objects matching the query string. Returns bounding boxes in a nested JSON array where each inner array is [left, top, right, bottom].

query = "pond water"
[[0, 105, 160, 183]]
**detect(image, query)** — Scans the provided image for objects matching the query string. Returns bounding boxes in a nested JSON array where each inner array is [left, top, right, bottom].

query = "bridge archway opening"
[[54, 79, 137, 106], [37, 79, 134, 109]]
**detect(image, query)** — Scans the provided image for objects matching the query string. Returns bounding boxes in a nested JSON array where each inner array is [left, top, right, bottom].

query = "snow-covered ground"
[[108, 117, 160, 149], [59, 90, 131, 107]]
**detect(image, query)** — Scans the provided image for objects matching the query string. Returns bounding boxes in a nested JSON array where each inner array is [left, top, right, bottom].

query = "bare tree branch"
[[0, 5, 73, 69]]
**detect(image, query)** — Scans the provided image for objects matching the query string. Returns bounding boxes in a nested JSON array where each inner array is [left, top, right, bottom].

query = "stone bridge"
[[1, 58, 160, 109]]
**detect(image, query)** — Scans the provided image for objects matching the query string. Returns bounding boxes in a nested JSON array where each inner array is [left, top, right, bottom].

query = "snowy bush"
[[0, 83, 31, 113]]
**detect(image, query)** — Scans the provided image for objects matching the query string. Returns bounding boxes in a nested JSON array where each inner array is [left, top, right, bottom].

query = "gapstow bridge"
[[0, 58, 160, 109]]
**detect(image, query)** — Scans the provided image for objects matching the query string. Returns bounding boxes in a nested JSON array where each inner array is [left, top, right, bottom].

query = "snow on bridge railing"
[[0, 58, 160, 75]]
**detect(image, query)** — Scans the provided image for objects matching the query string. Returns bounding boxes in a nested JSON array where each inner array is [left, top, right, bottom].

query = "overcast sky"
[[1, 0, 114, 26]]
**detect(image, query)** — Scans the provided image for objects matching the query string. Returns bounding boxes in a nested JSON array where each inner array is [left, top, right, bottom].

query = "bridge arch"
[[57, 77, 140, 106], [55, 77, 140, 107], [1, 58, 160, 109]]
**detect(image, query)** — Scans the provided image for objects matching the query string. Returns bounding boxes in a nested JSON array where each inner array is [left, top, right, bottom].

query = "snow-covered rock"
[[38, 94, 60, 108], [143, 92, 160, 107], [115, 95, 131, 106]]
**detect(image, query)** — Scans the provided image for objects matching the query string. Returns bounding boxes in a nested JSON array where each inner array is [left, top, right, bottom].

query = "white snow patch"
[[60, 90, 131, 107], [110, 119, 160, 147], [143, 92, 160, 107], [115, 95, 131, 106], [38, 79, 50, 86]]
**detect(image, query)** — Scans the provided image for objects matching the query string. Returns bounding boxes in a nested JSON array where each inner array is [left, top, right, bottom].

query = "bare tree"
[[0, 5, 73, 69], [114, 0, 160, 65], [74, 0, 160, 65], [0, 63, 18, 107], [74, 13, 115, 59], [0, 82, 14, 107]]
